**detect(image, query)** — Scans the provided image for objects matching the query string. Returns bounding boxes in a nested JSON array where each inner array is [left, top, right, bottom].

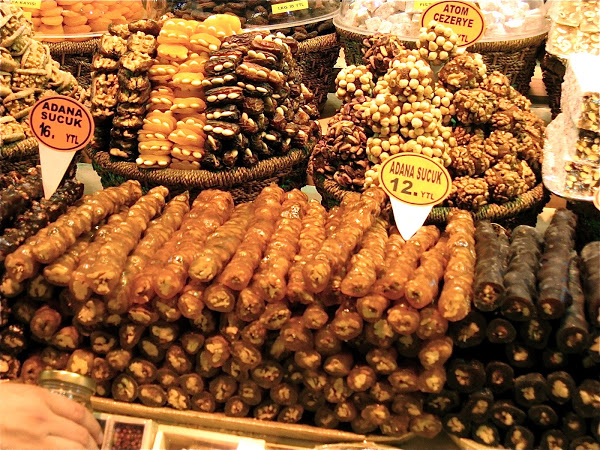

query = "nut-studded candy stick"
[[31, 180, 143, 265], [69, 208, 131, 302], [153, 190, 234, 299], [286, 200, 327, 304], [405, 235, 449, 309], [85, 186, 169, 296], [43, 232, 95, 287], [219, 186, 285, 291], [437, 210, 476, 322], [107, 192, 190, 314], [0, 168, 43, 231], [374, 225, 440, 300], [249, 189, 308, 303], [340, 217, 388, 297], [189, 202, 255, 283], [580, 242, 600, 328], [303, 187, 387, 293], [473, 221, 510, 312]]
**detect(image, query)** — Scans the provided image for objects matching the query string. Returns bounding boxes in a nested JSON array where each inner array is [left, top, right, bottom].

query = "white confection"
[[483, 11, 505, 27], [390, 22, 410, 35], [505, 19, 526, 33], [561, 53, 600, 126], [365, 16, 383, 31], [523, 9, 544, 32], [344, 9, 360, 27], [373, 2, 397, 18], [485, 23, 506, 37], [379, 20, 393, 33], [477, 0, 502, 13], [388, 13, 411, 24]]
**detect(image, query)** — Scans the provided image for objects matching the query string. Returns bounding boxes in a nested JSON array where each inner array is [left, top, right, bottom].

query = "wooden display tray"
[[448, 434, 495, 450], [92, 397, 414, 449]]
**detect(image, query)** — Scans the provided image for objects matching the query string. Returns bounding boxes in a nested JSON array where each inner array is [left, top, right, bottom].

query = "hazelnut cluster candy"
[[453, 88, 498, 125], [398, 100, 441, 139], [384, 54, 434, 103], [366, 133, 404, 164], [363, 93, 401, 136], [438, 53, 486, 92], [362, 34, 405, 77], [364, 164, 382, 189], [432, 85, 455, 125], [335, 65, 374, 103], [417, 21, 460, 66], [447, 177, 490, 209]]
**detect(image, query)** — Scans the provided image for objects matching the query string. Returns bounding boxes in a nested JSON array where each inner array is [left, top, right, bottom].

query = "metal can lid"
[[39, 369, 97, 392]]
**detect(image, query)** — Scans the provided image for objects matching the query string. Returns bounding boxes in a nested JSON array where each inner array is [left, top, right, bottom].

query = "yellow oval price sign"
[[421, 1, 486, 47], [380, 153, 452, 207]]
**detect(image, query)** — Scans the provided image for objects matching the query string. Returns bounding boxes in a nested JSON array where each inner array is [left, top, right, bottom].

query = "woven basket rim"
[[336, 25, 547, 50], [92, 142, 314, 189], [298, 32, 339, 54], [315, 175, 546, 222], [0, 137, 39, 160], [46, 38, 100, 55]]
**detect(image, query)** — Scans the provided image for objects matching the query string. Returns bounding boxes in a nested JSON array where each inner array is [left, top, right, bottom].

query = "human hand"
[[0, 382, 103, 449]]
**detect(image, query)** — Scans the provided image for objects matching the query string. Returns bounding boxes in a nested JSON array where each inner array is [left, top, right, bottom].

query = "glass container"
[[38, 369, 96, 411], [334, 0, 549, 41]]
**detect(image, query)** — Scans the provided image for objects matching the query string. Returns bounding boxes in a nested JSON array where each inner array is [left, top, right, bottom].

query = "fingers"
[[44, 391, 103, 445], [48, 415, 100, 450], [45, 435, 86, 450]]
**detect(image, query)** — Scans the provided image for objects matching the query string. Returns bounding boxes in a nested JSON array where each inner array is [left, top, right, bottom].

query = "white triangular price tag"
[[390, 198, 434, 240], [39, 143, 76, 199]]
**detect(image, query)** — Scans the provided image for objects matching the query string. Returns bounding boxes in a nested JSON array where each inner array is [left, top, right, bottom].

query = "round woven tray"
[[0, 138, 40, 175], [337, 27, 547, 95], [92, 142, 315, 203], [541, 51, 566, 119], [296, 32, 341, 108], [47, 38, 100, 88], [315, 175, 548, 228]]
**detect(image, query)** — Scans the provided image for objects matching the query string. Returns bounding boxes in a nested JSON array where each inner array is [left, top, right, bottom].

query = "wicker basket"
[[337, 27, 547, 95], [296, 32, 341, 108], [541, 51, 566, 119], [315, 174, 549, 228], [47, 38, 100, 87], [0, 138, 39, 175], [92, 141, 315, 203]]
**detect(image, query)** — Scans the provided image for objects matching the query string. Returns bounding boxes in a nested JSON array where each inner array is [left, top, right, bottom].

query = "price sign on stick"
[[29, 95, 94, 199], [380, 153, 451, 240], [421, 1, 486, 47], [594, 188, 600, 211]]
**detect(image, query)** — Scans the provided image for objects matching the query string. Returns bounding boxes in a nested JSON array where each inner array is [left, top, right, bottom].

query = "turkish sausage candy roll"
[[189, 202, 255, 283], [32, 180, 142, 265], [580, 241, 600, 328], [447, 359, 486, 394], [69, 209, 131, 302], [528, 404, 558, 429], [501, 225, 542, 321], [490, 400, 526, 429], [442, 413, 471, 438], [556, 254, 590, 354], [470, 422, 500, 447], [250, 190, 307, 303], [473, 221, 510, 311], [485, 361, 514, 394], [514, 373, 547, 408], [504, 425, 534, 450], [418, 336, 453, 369], [573, 379, 600, 418], [108, 192, 189, 311], [219, 185, 284, 291], [340, 217, 388, 298], [537, 209, 577, 319], [450, 311, 486, 348], [438, 210, 476, 322], [286, 202, 328, 305], [0, 168, 43, 232], [138, 384, 167, 407], [409, 413, 443, 439], [0, 179, 83, 263], [424, 389, 460, 416], [374, 225, 440, 300], [405, 236, 448, 309], [43, 232, 95, 287], [154, 190, 234, 299], [303, 188, 387, 293], [520, 319, 551, 350], [84, 187, 169, 296]]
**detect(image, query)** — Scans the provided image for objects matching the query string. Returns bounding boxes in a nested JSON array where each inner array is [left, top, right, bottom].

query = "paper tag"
[[380, 153, 451, 240], [11, 0, 42, 9], [272, 0, 309, 14], [29, 95, 94, 199], [421, 1, 486, 47], [412, 1, 438, 11], [22, 11, 32, 19]]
